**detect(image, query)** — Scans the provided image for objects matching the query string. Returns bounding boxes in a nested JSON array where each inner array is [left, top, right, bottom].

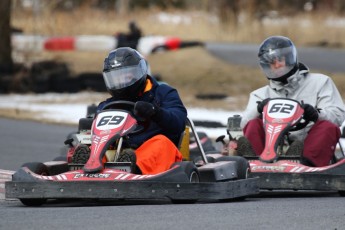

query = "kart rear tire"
[[339, 191, 345, 196], [171, 161, 200, 183], [20, 162, 49, 206], [170, 162, 199, 204]]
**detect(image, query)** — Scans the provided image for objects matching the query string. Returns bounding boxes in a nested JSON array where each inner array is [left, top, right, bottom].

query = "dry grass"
[[10, 8, 345, 110]]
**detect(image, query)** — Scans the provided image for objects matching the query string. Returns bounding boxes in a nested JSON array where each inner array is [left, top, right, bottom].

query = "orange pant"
[[135, 134, 183, 175]]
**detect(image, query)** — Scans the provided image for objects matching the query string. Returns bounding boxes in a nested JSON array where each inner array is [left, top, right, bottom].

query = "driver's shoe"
[[117, 149, 140, 173], [72, 144, 90, 164], [285, 140, 304, 156], [236, 136, 256, 157]]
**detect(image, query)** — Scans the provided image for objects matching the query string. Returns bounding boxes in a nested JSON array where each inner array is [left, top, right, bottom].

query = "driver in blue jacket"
[[97, 47, 187, 174]]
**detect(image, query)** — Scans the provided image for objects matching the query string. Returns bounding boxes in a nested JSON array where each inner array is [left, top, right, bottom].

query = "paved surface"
[[206, 42, 345, 73]]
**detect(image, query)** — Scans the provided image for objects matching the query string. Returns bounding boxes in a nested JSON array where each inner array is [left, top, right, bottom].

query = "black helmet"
[[103, 47, 148, 100], [258, 36, 298, 81]]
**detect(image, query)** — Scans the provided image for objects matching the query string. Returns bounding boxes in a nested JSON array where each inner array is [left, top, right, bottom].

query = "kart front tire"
[[170, 161, 200, 183], [20, 198, 47, 207]]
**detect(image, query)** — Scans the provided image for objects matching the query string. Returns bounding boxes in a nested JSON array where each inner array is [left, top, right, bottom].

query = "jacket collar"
[[269, 62, 309, 93]]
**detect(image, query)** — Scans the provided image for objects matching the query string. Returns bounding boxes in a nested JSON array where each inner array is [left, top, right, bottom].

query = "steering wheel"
[[101, 100, 135, 111], [289, 117, 310, 131]]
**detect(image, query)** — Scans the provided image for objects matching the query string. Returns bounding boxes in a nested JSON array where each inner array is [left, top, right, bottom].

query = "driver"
[[239, 36, 345, 167], [96, 47, 187, 174]]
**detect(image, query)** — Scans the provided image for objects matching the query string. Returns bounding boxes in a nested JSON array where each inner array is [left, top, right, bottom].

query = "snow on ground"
[[0, 92, 242, 139]]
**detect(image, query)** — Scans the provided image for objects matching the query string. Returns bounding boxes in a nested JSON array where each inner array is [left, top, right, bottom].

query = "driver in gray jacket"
[[240, 36, 345, 167]]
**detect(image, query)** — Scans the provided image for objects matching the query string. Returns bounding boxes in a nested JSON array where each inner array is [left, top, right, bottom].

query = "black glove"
[[134, 101, 158, 119], [257, 98, 270, 113], [302, 104, 319, 122]]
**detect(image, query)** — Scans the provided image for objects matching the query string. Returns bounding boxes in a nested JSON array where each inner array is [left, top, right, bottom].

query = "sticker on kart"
[[266, 99, 298, 119], [95, 111, 128, 131]]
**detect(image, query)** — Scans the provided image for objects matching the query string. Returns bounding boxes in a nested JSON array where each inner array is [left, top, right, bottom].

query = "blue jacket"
[[97, 76, 187, 148]]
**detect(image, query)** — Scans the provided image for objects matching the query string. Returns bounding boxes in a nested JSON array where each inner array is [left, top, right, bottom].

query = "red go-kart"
[[6, 101, 258, 206], [209, 98, 345, 195]]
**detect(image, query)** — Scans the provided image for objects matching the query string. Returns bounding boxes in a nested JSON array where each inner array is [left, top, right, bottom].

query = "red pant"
[[243, 118, 340, 167], [135, 134, 183, 175]]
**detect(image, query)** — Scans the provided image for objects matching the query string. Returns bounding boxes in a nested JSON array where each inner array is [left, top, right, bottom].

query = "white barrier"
[[11, 34, 181, 56]]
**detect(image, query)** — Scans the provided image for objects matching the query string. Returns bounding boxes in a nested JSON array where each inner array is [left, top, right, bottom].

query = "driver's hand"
[[257, 98, 270, 113], [134, 101, 157, 119], [302, 104, 319, 122]]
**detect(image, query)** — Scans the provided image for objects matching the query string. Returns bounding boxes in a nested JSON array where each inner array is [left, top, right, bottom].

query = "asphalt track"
[[2, 44, 345, 229], [206, 42, 345, 73]]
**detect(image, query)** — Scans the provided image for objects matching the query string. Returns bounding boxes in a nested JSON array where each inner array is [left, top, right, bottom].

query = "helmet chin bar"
[[268, 64, 299, 83]]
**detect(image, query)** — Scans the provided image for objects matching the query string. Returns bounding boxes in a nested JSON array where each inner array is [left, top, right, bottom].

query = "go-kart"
[[5, 101, 258, 206], [208, 98, 345, 195]]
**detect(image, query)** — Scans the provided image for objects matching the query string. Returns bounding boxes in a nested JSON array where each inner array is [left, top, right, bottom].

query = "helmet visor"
[[259, 46, 297, 79], [103, 59, 147, 90]]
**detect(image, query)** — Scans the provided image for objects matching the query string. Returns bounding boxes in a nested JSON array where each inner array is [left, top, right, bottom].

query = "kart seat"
[[178, 127, 190, 161], [78, 117, 93, 132]]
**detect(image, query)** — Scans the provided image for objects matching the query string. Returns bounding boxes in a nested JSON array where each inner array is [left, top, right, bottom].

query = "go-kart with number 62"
[[211, 98, 345, 195]]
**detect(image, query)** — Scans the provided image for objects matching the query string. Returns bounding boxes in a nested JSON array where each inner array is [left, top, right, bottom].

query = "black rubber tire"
[[79, 73, 107, 92], [170, 161, 200, 183], [71, 145, 90, 164], [170, 162, 199, 204], [195, 93, 227, 100], [338, 191, 345, 196], [20, 162, 49, 206], [20, 198, 47, 207]]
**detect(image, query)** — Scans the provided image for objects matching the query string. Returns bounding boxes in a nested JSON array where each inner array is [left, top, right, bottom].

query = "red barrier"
[[164, 37, 181, 50], [44, 37, 75, 51]]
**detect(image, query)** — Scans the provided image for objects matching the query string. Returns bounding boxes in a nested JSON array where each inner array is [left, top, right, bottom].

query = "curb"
[[0, 170, 14, 200]]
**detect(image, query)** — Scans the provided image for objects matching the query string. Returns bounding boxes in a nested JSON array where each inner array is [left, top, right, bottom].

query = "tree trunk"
[[0, 0, 13, 75]]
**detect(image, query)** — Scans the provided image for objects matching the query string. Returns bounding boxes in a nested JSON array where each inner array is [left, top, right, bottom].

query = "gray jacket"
[[240, 63, 345, 141]]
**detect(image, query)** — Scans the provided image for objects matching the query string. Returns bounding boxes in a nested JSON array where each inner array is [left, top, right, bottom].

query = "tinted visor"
[[259, 47, 295, 65], [103, 59, 147, 90]]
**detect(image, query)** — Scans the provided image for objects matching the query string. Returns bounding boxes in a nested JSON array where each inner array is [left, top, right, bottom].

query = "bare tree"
[[0, 0, 13, 75]]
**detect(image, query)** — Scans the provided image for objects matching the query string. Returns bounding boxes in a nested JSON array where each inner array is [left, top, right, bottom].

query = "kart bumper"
[[250, 172, 345, 192], [5, 178, 259, 201]]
